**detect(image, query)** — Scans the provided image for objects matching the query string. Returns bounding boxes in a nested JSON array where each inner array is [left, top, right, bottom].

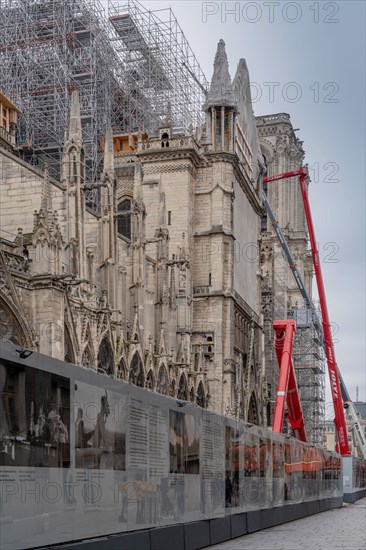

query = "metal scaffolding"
[[108, 0, 208, 134], [0, 0, 208, 206], [261, 242, 289, 425], [261, 239, 326, 445], [272, 248, 288, 321], [290, 303, 326, 446], [0, 0, 115, 191]]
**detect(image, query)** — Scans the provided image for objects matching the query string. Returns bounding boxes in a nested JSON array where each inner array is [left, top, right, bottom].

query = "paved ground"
[[208, 498, 366, 550]]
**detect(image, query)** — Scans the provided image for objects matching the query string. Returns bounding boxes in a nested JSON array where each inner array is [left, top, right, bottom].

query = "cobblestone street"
[[208, 498, 366, 550]]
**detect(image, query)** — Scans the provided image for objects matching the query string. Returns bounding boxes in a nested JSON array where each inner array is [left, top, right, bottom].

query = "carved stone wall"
[[0, 42, 267, 423]]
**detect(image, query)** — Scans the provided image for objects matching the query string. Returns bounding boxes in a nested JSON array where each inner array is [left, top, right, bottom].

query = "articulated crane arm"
[[262, 190, 311, 309], [263, 168, 351, 456], [272, 320, 307, 442]]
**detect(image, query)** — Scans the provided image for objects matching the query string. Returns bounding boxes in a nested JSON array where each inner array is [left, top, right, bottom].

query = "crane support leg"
[[272, 320, 307, 442], [287, 362, 307, 442]]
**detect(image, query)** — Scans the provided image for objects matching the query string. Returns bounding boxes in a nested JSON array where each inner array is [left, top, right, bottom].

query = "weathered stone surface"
[[0, 44, 273, 422]]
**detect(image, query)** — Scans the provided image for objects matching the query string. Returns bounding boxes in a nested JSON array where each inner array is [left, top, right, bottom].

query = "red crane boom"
[[263, 168, 350, 456]]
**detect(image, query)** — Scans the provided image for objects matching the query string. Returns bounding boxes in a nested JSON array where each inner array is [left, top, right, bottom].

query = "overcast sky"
[[104, 0, 365, 405]]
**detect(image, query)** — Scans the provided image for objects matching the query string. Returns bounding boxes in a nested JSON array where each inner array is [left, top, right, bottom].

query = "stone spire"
[[203, 40, 237, 152], [178, 232, 188, 262], [100, 126, 115, 216], [35, 164, 55, 228], [100, 127, 115, 206], [203, 39, 237, 110], [41, 162, 52, 212], [31, 165, 63, 275], [103, 126, 115, 178], [155, 192, 169, 313], [134, 160, 145, 208], [99, 126, 118, 308], [61, 89, 86, 277], [67, 90, 83, 143]]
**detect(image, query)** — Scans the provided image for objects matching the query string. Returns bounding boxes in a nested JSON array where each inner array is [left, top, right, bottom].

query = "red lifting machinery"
[[272, 319, 307, 442], [263, 168, 351, 456]]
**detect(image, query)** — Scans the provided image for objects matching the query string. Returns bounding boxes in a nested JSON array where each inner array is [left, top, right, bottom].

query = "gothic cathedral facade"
[[0, 41, 310, 427]]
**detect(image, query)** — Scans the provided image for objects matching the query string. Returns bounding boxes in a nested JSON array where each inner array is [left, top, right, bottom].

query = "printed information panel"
[[0, 350, 346, 550]]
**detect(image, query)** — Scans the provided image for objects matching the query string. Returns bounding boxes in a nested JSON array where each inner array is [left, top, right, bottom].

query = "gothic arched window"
[[97, 337, 114, 375], [266, 402, 272, 427], [146, 370, 155, 390], [129, 353, 144, 387], [169, 379, 176, 398], [248, 392, 259, 425], [117, 359, 127, 380], [156, 365, 168, 395], [190, 387, 195, 403], [177, 374, 188, 401], [161, 132, 169, 148], [64, 326, 75, 364], [81, 346, 93, 369], [117, 199, 131, 240], [196, 381, 206, 408]]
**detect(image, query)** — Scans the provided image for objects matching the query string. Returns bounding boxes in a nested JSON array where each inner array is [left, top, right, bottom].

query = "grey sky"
[[104, 0, 366, 403]]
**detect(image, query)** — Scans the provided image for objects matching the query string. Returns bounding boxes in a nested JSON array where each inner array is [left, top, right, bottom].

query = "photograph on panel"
[[0, 360, 70, 467], [74, 380, 126, 469], [169, 410, 200, 474]]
